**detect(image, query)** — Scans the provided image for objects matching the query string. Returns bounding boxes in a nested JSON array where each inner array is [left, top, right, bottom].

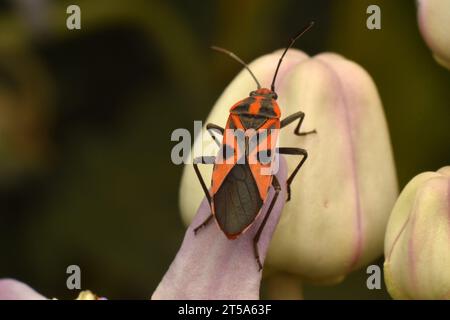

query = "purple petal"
[[152, 158, 288, 300], [0, 279, 47, 300]]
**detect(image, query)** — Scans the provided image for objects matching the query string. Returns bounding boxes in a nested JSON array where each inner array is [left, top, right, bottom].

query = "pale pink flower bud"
[[384, 166, 450, 299], [417, 0, 450, 69]]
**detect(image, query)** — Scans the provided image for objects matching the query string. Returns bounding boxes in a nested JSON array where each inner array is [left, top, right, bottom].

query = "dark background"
[[0, 0, 449, 299]]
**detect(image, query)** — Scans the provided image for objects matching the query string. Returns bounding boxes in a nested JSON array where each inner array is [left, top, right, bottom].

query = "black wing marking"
[[239, 114, 267, 130], [213, 164, 263, 236]]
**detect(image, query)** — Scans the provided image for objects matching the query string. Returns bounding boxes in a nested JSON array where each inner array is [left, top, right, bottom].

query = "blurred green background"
[[0, 0, 449, 299]]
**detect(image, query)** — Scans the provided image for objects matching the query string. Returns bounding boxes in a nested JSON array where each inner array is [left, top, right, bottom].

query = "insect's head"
[[211, 21, 314, 97], [249, 88, 278, 100]]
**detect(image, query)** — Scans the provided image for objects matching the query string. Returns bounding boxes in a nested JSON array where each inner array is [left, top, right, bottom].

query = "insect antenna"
[[211, 46, 261, 89], [270, 21, 315, 92]]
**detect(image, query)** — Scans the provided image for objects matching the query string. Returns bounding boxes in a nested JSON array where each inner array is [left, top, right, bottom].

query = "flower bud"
[[417, 0, 450, 69], [179, 50, 398, 283], [384, 166, 450, 299]]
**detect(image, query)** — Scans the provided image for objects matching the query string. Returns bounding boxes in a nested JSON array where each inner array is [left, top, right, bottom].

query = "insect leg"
[[253, 175, 281, 271], [277, 147, 307, 201], [280, 111, 316, 136], [206, 123, 224, 147], [193, 214, 214, 235], [193, 156, 216, 234]]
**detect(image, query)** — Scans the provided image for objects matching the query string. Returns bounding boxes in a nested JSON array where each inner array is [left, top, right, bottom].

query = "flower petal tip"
[[0, 278, 46, 300]]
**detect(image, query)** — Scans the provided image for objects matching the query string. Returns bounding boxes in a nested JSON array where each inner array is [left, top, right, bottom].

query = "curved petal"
[[0, 278, 46, 300], [384, 166, 450, 299], [153, 158, 287, 300]]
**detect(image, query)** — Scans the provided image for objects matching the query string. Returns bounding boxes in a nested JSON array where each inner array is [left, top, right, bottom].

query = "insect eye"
[[271, 92, 278, 100], [257, 149, 272, 164]]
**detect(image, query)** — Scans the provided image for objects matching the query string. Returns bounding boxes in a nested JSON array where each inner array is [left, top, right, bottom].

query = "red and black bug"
[[193, 22, 316, 270]]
